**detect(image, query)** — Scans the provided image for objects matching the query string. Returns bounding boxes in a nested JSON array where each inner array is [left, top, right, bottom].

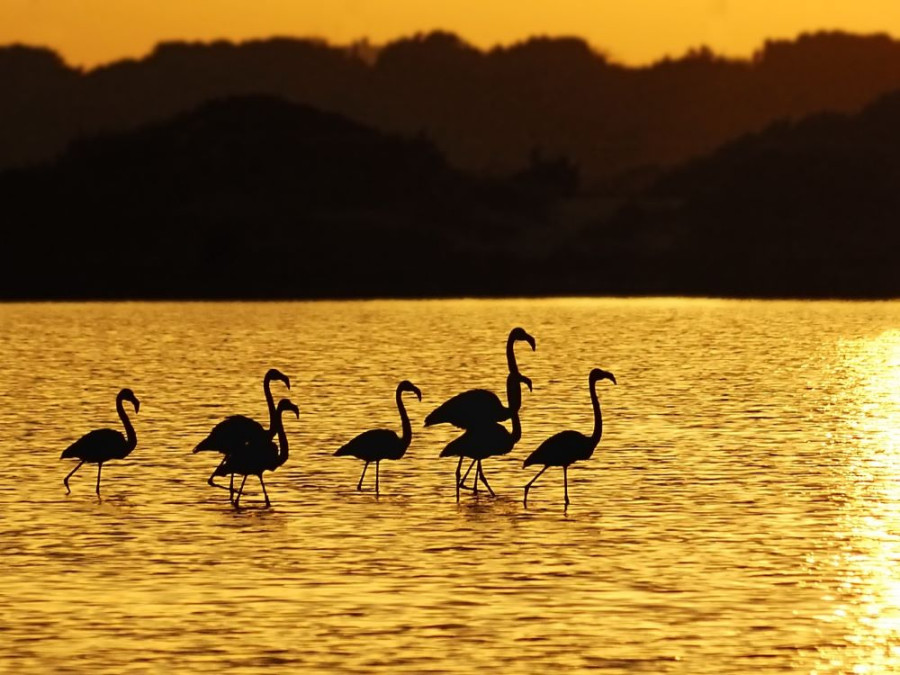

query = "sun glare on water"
[[810, 330, 900, 673]]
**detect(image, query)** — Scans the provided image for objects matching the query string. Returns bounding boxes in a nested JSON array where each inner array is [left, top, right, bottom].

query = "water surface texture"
[[2, 298, 900, 673]]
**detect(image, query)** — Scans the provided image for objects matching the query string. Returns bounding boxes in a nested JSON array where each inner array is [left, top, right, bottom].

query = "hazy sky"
[[3, 0, 898, 68]]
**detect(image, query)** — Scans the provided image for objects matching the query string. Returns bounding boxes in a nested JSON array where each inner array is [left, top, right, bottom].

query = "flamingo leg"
[[234, 475, 248, 507], [458, 460, 477, 491], [564, 466, 570, 506], [357, 462, 369, 491], [206, 458, 232, 491], [96, 463, 103, 495], [63, 461, 84, 494], [375, 461, 380, 495], [454, 457, 463, 502], [523, 466, 548, 507], [259, 475, 270, 508], [477, 461, 495, 497]]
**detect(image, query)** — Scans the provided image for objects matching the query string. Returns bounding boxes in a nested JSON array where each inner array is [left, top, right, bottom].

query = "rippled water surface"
[[3, 298, 900, 673]]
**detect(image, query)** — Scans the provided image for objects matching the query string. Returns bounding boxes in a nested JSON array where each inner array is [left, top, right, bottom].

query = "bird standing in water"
[[218, 398, 298, 508], [523, 368, 616, 507], [61, 388, 141, 496], [440, 373, 531, 501], [193, 368, 290, 492], [334, 380, 422, 494]]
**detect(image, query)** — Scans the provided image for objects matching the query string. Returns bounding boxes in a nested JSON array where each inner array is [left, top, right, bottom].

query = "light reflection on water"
[[2, 298, 900, 673]]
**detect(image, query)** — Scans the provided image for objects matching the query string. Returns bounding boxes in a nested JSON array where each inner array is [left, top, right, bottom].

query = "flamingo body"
[[335, 428, 405, 462], [216, 439, 280, 476], [193, 414, 266, 453], [62, 428, 131, 463], [424, 389, 508, 428], [439, 422, 514, 462], [523, 430, 594, 467]]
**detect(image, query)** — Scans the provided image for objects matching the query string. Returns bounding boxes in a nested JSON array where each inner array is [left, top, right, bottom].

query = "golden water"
[[2, 298, 900, 673]]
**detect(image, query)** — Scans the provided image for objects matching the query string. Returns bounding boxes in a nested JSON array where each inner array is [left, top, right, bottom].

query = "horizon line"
[[3, 26, 898, 73]]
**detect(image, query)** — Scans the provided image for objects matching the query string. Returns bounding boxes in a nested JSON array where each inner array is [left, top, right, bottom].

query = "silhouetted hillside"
[[567, 89, 900, 297], [4, 90, 900, 300], [0, 95, 562, 299], [4, 31, 900, 186]]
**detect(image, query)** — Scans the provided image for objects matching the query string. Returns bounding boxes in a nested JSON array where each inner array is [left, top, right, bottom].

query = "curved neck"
[[397, 390, 412, 449], [264, 374, 277, 435], [275, 412, 289, 467], [510, 407, 522, 445], [589, 379, 603, 445], [117, 397, 137, 451], [506, 337, 520, 375], [506, 373, 522, 413]]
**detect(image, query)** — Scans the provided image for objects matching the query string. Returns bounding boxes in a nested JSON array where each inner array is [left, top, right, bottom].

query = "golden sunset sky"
[[2, 0, 898, 68]]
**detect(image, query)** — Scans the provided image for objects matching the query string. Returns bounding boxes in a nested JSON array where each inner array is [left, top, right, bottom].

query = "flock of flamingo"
[[60, 327, 616, 507]]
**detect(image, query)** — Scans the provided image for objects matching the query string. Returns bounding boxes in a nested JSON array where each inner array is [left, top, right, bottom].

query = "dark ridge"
[[4, 30, 900, 186], [0, 95, 560, 300], [563, 88, 900, 298]]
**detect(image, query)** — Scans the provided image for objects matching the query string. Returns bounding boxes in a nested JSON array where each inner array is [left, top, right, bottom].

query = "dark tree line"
[[4, 30, 900, 188]]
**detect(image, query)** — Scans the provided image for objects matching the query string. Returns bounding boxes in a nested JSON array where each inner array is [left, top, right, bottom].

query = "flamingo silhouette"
[[440, 373, 530, 501], [193, 368, 290, 491], [217, 398, 298, 508], [333, 380, 422, 494], [61, 388, 140, 495], [523, 368, 616, 507], [425, 327, 535, 429]]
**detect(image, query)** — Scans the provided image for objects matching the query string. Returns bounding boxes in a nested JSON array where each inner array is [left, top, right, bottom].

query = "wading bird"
[[61, 388, 141, 496], [193, 368, 290, 491], [425, 327, 535, 429], [218, 398, 298, 508], [333, 380, 422, 494], [523, 368, 616, 507], [441, 374, 530, 501]]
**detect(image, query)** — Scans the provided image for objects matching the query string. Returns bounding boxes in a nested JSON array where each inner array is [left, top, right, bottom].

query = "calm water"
[[2, 298, 900, 674]]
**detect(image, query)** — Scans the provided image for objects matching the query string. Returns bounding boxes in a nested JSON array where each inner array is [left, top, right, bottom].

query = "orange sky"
[[2, 0, 898, 68]]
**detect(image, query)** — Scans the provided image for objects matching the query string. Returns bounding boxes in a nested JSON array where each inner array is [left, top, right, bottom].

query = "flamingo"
[[193, 368, 290, 491], [523, 368, 616, 507], [61, 388, 140, 495], [424, 327, 535, 429], [217, 398, 298, 508], [440, 373, 530, 501], [333, 380, 422, 494]]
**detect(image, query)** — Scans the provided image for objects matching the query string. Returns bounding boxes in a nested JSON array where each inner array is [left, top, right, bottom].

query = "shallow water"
[[2, 298, 900, 673]]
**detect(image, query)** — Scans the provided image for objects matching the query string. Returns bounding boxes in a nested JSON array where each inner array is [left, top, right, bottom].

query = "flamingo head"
[[399, 380, 422, 401], [277, 399, 300, 419], [590, 368, 617, 386], [265, 368, 291, 390], [509, 327, 536, 352], [519, 374, 533, 392], [119, 388, 141, 413]]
